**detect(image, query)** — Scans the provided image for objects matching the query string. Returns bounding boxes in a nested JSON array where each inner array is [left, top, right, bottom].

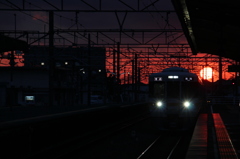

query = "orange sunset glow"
[[0, 49, 236, 84], [0, 51, 24, 67]]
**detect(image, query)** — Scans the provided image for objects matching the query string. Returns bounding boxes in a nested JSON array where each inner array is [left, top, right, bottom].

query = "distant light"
[[83, 71, 85, 74], [41, 62, 44, 66], [99, 69, 101, 72], [25, 96, 35, 101], [168, 75, 178, 79], [65, 62, 68, 65]]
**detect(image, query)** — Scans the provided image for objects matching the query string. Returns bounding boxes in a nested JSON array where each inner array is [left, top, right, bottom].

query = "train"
[[148, 67, 205, 130]]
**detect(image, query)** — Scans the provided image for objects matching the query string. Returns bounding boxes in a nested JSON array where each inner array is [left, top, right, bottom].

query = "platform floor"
[[185, 114, 208, 159], [213, 113, 238, 158], [186, 113, 239, 159]]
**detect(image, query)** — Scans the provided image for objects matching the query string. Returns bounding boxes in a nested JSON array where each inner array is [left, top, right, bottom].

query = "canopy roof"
[[172, 0, 240, 61]]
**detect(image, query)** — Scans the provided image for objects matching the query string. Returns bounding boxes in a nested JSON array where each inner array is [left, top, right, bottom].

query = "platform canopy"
[[172, 0, 240, 62], [0, 34, 28, 53]]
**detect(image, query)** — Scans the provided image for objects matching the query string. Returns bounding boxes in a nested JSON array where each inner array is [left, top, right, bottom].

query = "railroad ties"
[[185, 113, 238, 159]]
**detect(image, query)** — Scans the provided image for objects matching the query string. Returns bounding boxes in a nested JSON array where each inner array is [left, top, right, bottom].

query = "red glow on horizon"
[[32, 12, 48, 21], [0, 49, 236, 84]]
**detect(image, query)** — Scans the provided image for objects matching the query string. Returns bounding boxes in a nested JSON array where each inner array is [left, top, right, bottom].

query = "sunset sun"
[[200, 67, 213, 80]]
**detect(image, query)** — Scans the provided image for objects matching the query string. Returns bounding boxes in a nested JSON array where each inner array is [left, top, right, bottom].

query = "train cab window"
[[167, 81, 180, 98], [149, 82, 165, 98]]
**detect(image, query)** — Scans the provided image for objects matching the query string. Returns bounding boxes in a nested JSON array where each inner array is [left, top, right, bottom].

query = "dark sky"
[[0, 0, 184, 49], [0, 0, 177, 31]]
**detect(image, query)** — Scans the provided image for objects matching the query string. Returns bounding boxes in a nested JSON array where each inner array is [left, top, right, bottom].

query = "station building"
[[0, 46, 106, 107]]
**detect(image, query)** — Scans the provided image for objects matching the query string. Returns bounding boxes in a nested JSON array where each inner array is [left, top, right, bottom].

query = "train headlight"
[[183, 101, 190, 108], [156, 101, 163, 107]]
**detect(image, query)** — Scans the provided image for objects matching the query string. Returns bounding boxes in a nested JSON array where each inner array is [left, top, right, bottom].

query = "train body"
[[148, 67, 205, 130]]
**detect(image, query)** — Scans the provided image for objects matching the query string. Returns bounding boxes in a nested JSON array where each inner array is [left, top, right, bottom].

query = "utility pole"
[[49, 11, 54, 107], [87, 34, 92, 106], [219, 55, 222, 81], [113, 49, 116, 74], [117, 42, 120, 83], [134, 54, 138, 101]]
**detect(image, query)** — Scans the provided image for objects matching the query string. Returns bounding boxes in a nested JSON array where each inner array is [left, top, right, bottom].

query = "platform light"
[[231, 79, 236, 85], [25, 96, 34, 101]]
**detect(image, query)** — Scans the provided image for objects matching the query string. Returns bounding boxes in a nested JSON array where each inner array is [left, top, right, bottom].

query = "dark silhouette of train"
[[148, 67, 205, 130]]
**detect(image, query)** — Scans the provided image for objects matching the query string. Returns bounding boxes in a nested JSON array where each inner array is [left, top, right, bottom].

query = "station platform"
[[185, 113, 239, 159]]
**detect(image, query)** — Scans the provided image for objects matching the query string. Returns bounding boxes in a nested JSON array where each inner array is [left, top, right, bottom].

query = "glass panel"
[[166, 81, 179, 98], [153, 82, 165, 98]]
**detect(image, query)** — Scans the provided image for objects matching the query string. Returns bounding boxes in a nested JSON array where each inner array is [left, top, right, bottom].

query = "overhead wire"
[[1, 0, 111, 46], [142, 0, 188, 55]]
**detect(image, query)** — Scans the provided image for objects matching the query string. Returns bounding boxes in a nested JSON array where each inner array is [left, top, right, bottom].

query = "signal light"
[[232, 79, 236, 85]]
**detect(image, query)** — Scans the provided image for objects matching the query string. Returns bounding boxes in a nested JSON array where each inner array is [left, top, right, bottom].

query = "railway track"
[[136, 131, 192, 159], [137, 135, 181, 159], [25, 112, 150, 159], [24, 105, 196, 159]]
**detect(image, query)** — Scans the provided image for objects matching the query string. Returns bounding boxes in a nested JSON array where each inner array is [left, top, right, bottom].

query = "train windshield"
[[166, 81, 180, 98], [153, 82, 165, 98], [149, 82, 165, 98], [149, 81, 200, 99]]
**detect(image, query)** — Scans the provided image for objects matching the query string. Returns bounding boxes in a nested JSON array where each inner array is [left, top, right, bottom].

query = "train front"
[[148, 67, 204, 130]]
